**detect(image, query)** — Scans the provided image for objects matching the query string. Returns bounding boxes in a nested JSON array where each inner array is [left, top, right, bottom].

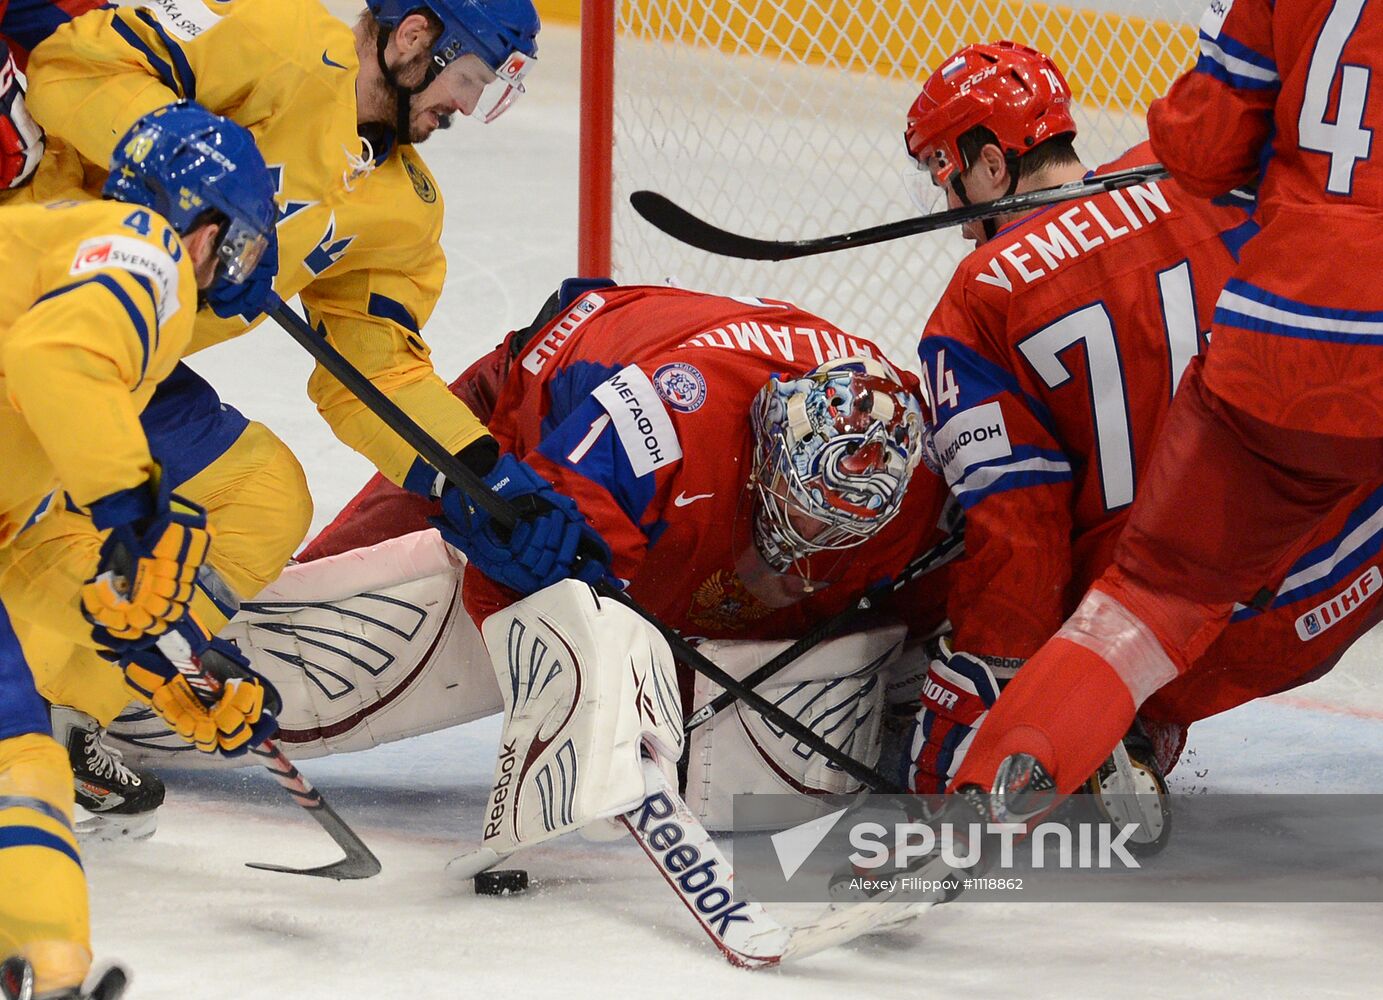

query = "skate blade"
[[74, 808, 157, 842]]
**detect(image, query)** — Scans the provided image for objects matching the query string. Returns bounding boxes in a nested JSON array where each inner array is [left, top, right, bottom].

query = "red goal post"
[[576, 0, 1203, 366]]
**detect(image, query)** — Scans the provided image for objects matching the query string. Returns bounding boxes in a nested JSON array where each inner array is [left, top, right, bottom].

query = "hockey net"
[[580, 0, 1205, 369]]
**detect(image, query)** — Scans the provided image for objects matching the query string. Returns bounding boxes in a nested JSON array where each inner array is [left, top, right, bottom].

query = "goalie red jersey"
[[919, 142, 1253, 667], [309, 285, 951, 639], [1148, 0, 1383, 436]]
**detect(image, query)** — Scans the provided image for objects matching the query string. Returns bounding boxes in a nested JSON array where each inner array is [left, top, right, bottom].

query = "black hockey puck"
[[474, 869, 530, 896]]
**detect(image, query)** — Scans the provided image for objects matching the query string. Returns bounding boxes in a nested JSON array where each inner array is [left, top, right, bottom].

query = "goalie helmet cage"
[[576, 0, 1204, 368]]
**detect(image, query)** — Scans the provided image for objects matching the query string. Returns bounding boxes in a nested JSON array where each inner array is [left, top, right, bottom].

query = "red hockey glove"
[[905, 638, 1002, 794]]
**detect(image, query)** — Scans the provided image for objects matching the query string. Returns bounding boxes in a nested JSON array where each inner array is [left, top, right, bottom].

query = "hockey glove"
[[906, 638, 1002, 795], [0, 50, 42, 190], [121, 624, 281, 757], [430, 453, 614, 596], [81, 473, 212, 652], [205, 220, 278, 322]]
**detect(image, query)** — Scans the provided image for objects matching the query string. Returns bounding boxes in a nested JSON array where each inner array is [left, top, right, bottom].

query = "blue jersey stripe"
[[0, 826, 82, 869], [0, 795, 73, 832], [1196, 30, 1280, 90], [33, 274, 152, 382], [133, 9, 198, 99], [919, 334, 1059, 438], [951, 446, 1074, 509], [1222, 279, 1383, 323], [1216, 279, 1383, 344], [367, 293, 420, 334], [111, 16, 182, 96], [1232, 485, 1383, 621]]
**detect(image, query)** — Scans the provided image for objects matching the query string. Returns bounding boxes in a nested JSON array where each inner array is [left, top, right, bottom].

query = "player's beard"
[[405, 99, 455, 144]]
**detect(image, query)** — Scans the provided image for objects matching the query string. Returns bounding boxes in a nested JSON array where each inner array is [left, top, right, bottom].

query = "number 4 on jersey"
[[1299, 0, 1374, 195], [920, 349, 960, 423]]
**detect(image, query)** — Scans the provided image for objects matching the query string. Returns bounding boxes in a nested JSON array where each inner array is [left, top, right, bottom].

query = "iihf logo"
[[1303, 613, 1321, 637]]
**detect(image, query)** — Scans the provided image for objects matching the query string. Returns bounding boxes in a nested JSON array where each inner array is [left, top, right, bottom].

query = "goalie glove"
[[121, 621, 281, 757], [81, 472, 212, 653], [905, 638, 1002, 794], [430, 453, 614, 596], [0, 49, 43, 190]]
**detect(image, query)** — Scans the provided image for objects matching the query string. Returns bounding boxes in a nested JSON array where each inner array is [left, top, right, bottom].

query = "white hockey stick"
[[621, 757, 937, 968]]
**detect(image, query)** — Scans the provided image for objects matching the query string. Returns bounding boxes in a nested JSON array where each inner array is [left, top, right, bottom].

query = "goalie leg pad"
[[107, 530, 501, 766], [479, 581, 683, 856], [685, 624, 904, 830]]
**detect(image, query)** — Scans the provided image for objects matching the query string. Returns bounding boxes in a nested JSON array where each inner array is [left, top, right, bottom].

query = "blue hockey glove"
[[206, 221, 278, 322], [121, 626, 281, 757], [430, 453, 614, 596]]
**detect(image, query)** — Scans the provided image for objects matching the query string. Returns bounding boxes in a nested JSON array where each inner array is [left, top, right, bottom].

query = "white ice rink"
[[82, 14, 1383, 1000]]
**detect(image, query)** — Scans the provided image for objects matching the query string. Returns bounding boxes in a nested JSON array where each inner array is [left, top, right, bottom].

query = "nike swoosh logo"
[[674, 491, 714, 507], [322, 50, 347, 69]]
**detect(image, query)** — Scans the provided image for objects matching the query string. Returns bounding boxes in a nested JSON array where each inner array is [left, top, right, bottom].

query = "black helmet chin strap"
[[950, 149, 1025, 241], [375, 27, 425, 146]]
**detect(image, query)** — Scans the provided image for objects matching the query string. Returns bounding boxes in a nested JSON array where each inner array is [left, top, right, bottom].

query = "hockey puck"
[[474, 869, 530, 896]]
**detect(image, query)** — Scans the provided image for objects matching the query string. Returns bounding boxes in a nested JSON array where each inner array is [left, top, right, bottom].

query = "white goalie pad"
[[685, 624, 907, 831], [479, 581, 683, 857], [107, 530, 501, 766]]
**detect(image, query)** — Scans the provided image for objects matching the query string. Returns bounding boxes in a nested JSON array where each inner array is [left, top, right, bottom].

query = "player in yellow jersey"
[[0, 102, 281, 1000], [14, 0, 611, 835]]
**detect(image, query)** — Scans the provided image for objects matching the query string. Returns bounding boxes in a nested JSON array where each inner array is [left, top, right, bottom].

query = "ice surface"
[[86, 14, 1383, 999]]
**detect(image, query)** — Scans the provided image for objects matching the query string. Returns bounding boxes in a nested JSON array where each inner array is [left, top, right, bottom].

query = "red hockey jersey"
[[1149, 0, 1383, 435], [464, 286, 951, 639], [917, 143, 1253, 668]]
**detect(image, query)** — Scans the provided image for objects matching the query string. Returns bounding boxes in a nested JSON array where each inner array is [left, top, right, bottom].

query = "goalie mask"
[[750, 357, 925, 575]]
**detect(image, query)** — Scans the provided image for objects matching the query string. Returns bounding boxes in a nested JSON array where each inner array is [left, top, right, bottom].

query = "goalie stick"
[[265, 295, 902, 794], [622, 756, 938, 968], [630, 163, 1170, 261], [683, 530, 965, 732]]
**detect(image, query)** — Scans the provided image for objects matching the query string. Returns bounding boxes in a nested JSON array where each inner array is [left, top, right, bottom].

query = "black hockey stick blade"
[[243, 742, 383, 880], [631, 163, 1171, 261]]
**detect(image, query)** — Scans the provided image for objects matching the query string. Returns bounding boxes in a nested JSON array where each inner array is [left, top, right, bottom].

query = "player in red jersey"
[[940, 2, 1383, 824], [306, 282, 944, 639], [0, 0, 102, 188], [900, 38, 1383, 808]]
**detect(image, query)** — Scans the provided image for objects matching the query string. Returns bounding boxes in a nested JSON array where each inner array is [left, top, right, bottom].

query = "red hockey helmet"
[[905, 40, 1076, 185]]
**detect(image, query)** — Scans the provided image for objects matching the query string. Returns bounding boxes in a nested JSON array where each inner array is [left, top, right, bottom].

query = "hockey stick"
[[152, 629, 383, 880], [683, 530, 965, 733], [624, 755, 939, 968], [105, 543, 381, 879], [630, 163, 1170, 261], [265, 295, 902, 793]]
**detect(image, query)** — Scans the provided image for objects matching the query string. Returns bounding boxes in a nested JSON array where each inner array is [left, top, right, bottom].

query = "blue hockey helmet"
[[104, 102, 277, 288], [367, 0, 539, 122]]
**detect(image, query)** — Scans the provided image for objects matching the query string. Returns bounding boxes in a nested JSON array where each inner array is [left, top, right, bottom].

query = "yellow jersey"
[[0, 198, 198, 547], [23, 0, 488, 484]]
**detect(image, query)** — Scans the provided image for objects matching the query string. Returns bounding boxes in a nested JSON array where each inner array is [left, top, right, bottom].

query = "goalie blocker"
[[105, 529, 910, 826]]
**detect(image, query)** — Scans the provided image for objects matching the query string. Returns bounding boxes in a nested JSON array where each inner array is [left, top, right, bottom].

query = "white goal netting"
[[606, 0, 1205, 369]]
